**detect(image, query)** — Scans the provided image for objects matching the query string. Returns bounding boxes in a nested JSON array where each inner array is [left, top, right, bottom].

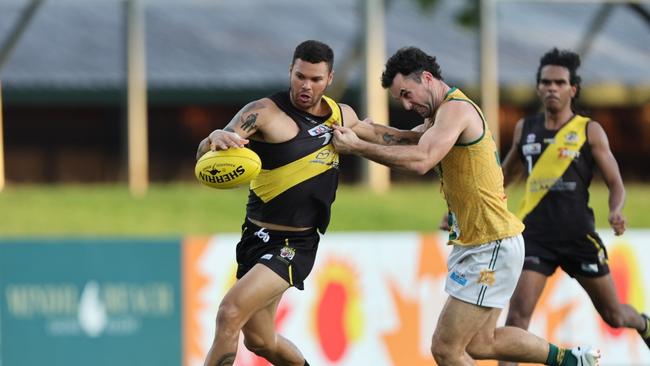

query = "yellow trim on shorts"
[[585, 234, 601, 249], [586, 233, 608, 265], [286, 238, 293, 286], [288, 265, 293, 286]]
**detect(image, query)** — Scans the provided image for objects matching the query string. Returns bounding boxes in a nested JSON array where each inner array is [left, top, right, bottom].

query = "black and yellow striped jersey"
[[518, 113, 596, 241], [246, 91, 342, 233]]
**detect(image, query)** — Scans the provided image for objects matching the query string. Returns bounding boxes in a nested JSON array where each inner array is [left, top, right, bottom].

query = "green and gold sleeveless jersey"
[[438, 88, 524, 246]]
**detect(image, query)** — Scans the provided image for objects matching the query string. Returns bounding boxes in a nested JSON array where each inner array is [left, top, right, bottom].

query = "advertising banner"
[[0, 239, 181, 366], [2, 232, 647, 365], [183, 231, 650, 366]]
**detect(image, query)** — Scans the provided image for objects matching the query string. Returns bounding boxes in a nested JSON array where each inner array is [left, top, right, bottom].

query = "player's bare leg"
[[431, 297, 493, 365], [434, 296, 601, 365], [578, 273, 649, 349], [499, 270, 548, 366], [203, 264, 290, 366], [578, 274, 646, 330], [242, 294, 306, 366]]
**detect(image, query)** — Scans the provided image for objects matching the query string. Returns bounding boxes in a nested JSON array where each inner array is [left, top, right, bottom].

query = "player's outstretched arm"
[[588, 121, 626, 235], [333, 102, 466, 174], [501, 118, 525, 188], [339, 104, 423, 145]]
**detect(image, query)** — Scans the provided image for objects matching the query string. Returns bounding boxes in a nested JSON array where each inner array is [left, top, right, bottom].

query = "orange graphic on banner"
[[182, 236, 211, 366], [601, 242, 644, 357], [382, 279, 434, 366], [382, 235, 447, 365], [418, 234, 448, 279], [543, 273, 579, 345], [312, 259, 363, 363]]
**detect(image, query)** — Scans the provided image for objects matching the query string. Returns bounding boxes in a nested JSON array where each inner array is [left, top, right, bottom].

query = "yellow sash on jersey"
[[251, 145, 338, 202], [250, 95, 341, 202], [517, 115, 590, 220]]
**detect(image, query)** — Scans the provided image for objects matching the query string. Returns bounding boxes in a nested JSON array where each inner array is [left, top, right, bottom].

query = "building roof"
[[0, 0, 648, 105]]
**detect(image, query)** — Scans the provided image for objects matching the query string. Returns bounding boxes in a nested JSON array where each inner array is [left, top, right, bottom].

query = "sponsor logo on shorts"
[[260, 254, 273, 260], [255, 228, 270, 243], [280, 246, 296, 260], [478, 269, 496, 286], [450, 271, 467, 286], [581, 263, 599, 273]]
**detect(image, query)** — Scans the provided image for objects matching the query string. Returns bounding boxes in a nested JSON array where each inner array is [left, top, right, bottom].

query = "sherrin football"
[[195, 147, 261, 189]]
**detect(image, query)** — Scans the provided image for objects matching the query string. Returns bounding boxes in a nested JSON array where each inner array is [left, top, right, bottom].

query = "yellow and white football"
[[195, 147, 261, 189]]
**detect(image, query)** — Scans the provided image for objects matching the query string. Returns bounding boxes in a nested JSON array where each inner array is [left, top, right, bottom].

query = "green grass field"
[[0, 182, 648, 236]]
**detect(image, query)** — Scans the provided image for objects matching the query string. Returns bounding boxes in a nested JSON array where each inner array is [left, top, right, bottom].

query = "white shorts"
[[444, 235, 524, 308]]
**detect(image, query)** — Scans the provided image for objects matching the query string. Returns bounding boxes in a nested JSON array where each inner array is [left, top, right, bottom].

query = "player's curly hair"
[[381, 47, 442, 89], [292, 40, 334, 72], [536, 48, 582, 103]]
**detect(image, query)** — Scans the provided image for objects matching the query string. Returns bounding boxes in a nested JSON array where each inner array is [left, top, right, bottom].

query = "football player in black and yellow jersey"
[[499, 48, 649, 366], [196, 40, 421, 366], [333, 47, 600, 366]]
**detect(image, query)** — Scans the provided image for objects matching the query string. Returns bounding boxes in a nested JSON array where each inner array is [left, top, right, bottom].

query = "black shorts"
[[523, 232, 609, 278], [235, 219, 320, 290]]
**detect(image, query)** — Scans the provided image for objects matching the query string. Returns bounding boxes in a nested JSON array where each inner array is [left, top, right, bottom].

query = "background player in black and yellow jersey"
[[195, 40, 421, 366], [499, 48, 650, 366], [333, 47, 599, 366]]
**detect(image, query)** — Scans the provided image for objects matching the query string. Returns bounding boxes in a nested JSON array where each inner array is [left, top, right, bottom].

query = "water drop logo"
[[77, 281, 108, 337]]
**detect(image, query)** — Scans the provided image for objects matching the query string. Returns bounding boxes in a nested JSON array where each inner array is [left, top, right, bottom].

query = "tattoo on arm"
[[382, 132, 415, 145], [215, 353, 236, 366], [240, 113, 258, 132]]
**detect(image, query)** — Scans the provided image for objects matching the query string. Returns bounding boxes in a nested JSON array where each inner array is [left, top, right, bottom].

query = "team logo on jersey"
[[309, 124, 333, 146], [565, 131, 579, 144], [308, 124, 332, 136], [526, 133, 536, 143], [522, 143, 541, 156]]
